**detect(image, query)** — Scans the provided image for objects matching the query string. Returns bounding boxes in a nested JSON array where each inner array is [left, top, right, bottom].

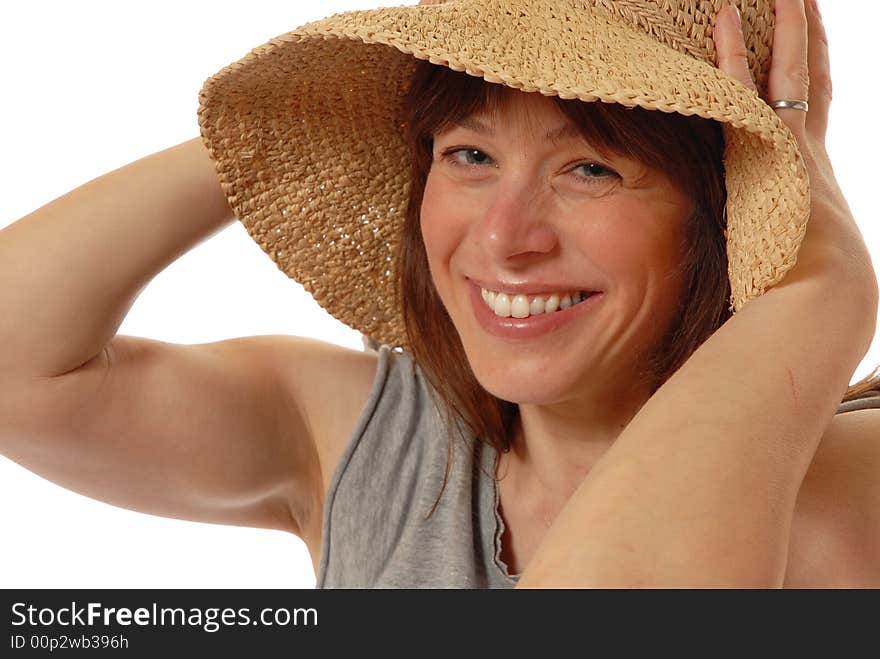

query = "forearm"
[[0, 137, 234, 379], [517, 251, 877, 588]]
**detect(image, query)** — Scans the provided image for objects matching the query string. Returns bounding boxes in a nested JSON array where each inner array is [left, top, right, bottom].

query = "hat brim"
[[198, 0, 809, 348]]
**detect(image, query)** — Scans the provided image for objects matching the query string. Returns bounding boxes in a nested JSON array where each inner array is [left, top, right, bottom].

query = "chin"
[[463, 347, 585, 406]]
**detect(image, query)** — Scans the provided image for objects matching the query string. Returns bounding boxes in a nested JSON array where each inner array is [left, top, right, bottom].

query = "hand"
[[714, 0, 876, 284]]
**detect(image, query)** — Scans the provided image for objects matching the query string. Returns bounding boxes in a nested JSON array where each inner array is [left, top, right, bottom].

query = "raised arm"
[[0, 137, 235, 379], [516, 0, 879, 588], [0, 138, 330, 537]]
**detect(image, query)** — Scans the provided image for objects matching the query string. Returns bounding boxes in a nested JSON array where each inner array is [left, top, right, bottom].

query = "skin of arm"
[[515, 0, 879, 588], [0, 137, 234, 379], [515, 253, 876, 588]]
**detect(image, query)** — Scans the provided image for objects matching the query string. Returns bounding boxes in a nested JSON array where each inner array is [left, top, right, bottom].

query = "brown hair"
[[394, 59, 880, 510]]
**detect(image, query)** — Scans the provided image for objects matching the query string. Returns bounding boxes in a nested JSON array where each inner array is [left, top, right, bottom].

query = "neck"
[[500, 379, 652, 514]]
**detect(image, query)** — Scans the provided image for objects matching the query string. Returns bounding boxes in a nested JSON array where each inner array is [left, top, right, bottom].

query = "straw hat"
[[197, 0, 809, 349]]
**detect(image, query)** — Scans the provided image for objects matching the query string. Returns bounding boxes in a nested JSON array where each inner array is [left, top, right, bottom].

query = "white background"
[[1, 1, 878, 588]]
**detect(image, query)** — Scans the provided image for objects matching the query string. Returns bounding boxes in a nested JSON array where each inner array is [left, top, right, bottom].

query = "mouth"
[[469, 281, 603, 342], [479, 287, 599, 319]]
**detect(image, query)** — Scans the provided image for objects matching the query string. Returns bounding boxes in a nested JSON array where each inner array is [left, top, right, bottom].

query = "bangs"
[[402, 58, 725, 204]]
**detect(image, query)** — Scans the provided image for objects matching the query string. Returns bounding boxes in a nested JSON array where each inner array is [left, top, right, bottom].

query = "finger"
[[804, 0, 831, 141], [765, 0, 809, 136], [713, 4, 759, 94]]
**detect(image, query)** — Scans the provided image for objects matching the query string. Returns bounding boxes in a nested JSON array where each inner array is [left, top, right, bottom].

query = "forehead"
[[449, 115, 585, 147], [436, 87, 581, 139]]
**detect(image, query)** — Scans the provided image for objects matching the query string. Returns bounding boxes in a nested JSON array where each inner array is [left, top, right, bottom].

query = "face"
[[420, 90, 692, 406]]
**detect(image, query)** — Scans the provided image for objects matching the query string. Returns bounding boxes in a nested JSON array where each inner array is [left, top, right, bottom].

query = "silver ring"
[[769, 99, 809, 112]]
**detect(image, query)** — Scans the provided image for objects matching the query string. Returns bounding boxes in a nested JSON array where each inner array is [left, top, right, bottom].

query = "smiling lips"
[[480, 287, 597, 318], [469, 281, 603, 341]]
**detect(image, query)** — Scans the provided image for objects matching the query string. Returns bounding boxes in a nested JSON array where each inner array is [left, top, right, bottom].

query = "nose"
[[475, 177, 559, 265]]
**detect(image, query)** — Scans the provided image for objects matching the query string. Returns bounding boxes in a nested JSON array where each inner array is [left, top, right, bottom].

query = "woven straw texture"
[[197, 0, 809, 349]]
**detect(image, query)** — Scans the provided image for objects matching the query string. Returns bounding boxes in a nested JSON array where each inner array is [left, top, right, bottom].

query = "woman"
[[0, 0, 878, 588]]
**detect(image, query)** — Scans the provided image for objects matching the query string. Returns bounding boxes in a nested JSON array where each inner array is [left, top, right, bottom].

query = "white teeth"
[[529, 295, 545, 315], [482, 287, 595, 318], [510, 294, 530, 318], [494, 293, 511, 317]]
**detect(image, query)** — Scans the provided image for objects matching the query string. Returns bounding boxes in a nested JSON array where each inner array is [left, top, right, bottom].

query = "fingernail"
[[727, 3, 741, 26]]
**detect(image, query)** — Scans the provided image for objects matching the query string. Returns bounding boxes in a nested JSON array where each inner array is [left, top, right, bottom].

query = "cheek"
[[608, 229, 680, 272], [419, 173, 468, 277], [587, 204, 689, 298], [583, 207, 670, 270]]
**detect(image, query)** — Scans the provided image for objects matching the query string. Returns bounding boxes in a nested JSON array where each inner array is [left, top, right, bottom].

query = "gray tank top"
[[314, 344, 880, 588]]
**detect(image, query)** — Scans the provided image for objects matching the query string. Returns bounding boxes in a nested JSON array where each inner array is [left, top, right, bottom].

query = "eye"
[[439, 146, 618, 186], [441, 147, 495, 168], [571, 162, 618, 184]]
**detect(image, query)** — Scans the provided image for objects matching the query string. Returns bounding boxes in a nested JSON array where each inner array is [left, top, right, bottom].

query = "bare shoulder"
[[785, 406, 880, 587]]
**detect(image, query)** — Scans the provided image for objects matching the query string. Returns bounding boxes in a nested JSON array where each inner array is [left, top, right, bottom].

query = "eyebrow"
[[452, 117, 584, 145]]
